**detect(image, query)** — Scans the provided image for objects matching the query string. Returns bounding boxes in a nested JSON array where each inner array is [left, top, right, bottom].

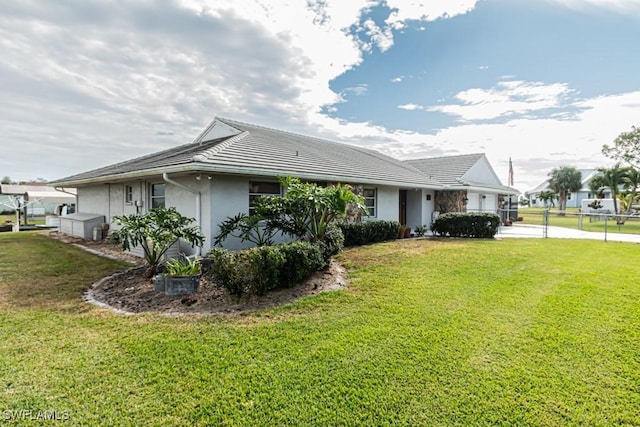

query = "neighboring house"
[[0, 184, 76, 216], [528, 169, 607, 208], [50, 117, 517, 253]]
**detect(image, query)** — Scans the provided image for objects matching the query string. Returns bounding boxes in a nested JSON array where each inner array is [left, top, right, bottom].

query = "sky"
[[1, 0, 639, 192]]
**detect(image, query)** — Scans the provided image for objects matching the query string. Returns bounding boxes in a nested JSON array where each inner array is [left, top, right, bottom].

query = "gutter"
[[162, 173, 202, 256], [53, 187, 77, 196]]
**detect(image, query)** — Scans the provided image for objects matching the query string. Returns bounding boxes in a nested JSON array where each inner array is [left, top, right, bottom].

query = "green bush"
[[317, 223, 344, 265], [430, 212, 500, 238], [278, 241, 324, 287], [208, 241, 326, 296], [338, 220, 401, 246]]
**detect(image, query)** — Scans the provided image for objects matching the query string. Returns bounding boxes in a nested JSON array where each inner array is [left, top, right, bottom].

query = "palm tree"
[[622, 167, 640, 217], [588, 164, 628, 221], [537, 190, 556, 208], [548, 166, 582, 214]]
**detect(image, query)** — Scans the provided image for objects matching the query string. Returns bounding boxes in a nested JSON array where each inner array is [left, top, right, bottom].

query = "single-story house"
[[528, 169, 606, 208], [50, 117, 518, 253]]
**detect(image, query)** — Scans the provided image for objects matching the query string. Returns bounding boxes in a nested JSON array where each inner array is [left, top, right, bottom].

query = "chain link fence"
[[498, 208, 640, 242]]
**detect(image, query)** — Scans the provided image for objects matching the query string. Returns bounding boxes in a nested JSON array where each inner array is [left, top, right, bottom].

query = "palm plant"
[[548, 166, 582, 214], [588, 165, 628, 215]]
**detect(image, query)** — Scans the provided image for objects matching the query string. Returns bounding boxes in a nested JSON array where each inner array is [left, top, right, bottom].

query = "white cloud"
[[3, 0, 633, 195], [398, 103, 424, 111], [428, 81, 575, 121], [548, 0, 640, 14]]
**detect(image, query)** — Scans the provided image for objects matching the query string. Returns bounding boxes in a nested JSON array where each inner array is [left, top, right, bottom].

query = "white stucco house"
[[528, 169, 606, 208], [50, 117, 517, 253]]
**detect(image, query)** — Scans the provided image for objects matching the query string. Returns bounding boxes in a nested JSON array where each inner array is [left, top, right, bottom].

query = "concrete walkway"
[[495, 223, 640, 243]]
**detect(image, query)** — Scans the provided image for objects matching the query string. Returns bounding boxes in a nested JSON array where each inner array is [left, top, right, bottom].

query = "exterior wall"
[[463, 157, 502, 185], [375, 186, 398, 222], [209, 175, 260, 250], [77, 186, 109, 215], [467, 192, 498, 213], [405, 189, 422, 229]]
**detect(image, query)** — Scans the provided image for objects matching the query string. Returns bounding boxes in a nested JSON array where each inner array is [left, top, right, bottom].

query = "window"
[[124, 185, 133, 204], [151, 183, 165, 209], [249, 181, 281, 215], [363, 188, 376, 217]]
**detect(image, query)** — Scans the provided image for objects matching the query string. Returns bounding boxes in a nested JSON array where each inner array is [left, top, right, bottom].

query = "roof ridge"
[[408, 153, 484, 162], [217, 117, 365, 150], [192, 131, 249, 162]]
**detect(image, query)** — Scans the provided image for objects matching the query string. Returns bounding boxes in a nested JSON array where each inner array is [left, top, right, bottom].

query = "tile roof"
[[52, 117, 442, 188], [405, 153, 485, 185]]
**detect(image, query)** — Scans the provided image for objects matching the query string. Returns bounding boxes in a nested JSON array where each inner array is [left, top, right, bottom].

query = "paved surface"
[[495, 223, 640, 243]]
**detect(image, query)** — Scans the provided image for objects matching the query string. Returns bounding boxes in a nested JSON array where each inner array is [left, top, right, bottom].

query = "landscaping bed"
[[47, 231, 347, 315]]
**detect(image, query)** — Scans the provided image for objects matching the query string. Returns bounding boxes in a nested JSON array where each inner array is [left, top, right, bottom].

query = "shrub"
[[317, 223, 344, 265], [430, 212, 500, 238], [278, 241, 324, 287], [208, 241, 326, 296], [338, 220, 401, 246]]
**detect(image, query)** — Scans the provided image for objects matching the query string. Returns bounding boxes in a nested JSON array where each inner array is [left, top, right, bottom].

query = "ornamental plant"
[[113, 207, 205, 277]]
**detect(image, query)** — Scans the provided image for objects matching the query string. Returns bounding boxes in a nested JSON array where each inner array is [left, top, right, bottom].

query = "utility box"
[[59, 213, 106, 239]]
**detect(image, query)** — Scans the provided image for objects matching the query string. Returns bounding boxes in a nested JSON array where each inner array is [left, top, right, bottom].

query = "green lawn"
[[1, 232, 640, 426], [519, 207, 640, 235]]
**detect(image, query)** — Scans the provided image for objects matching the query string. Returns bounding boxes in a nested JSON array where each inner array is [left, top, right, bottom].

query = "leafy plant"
[[165, 256, 201, 276], [113, 207, 205, 277], [414, 224, 427, 237], [214, 213, 275, 247], [253, 176, 367, 242]]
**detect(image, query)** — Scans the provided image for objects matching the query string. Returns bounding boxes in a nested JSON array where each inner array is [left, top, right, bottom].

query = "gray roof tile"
[[52, 117, 442, 188], [405, 153, 485, 185]]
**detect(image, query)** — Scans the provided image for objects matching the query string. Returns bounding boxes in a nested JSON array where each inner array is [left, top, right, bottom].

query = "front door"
[[399, 190, 407, 226]]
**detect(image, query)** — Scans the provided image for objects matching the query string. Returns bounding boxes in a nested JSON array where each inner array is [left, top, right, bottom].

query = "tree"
[[588, 165, 628, 220], [602, 125, 640, 169], [548, 166, 582, 213], [622, 167, 640, 217], [113, 207, 205, 277], [537, 190, 556, 208], [1, 176, 11, 184]]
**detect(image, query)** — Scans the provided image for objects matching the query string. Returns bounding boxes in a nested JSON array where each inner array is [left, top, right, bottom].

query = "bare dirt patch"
[[47, 232, 347, 315]]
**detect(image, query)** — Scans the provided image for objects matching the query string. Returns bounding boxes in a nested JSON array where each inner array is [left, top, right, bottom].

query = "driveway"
[[496, 223, 640, 244]]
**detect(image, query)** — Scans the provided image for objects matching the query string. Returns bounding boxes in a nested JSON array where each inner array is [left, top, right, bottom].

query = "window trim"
[[249, 181, 281, 215], [124, 185, 134, 204], [150, 183, 166, 209], [363, 187, 377, 217]]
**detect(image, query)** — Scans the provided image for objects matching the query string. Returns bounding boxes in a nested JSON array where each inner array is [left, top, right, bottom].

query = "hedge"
[[208, 241, 327, 296], [430, 212, 500, 238], [338, 220, 401, 247]]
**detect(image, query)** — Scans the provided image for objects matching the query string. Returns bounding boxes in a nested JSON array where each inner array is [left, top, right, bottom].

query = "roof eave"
[[50, 163, 444, 189], [446, 184, 520, 195]]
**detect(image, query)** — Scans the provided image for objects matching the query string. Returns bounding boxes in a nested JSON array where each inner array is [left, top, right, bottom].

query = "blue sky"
[[1, 0, 639, 191]]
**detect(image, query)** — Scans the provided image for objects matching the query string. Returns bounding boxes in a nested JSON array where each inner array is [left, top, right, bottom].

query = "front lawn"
[[1, 232, 639, 426]]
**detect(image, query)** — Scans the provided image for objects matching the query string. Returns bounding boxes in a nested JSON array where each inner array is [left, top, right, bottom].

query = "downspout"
[[162, 173, 202, 256]]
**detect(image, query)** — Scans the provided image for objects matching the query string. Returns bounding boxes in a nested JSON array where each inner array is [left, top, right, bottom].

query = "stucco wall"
[[77, 186, 109, 216], [463, 156, 502, 185], [375, 186, 398, 222]]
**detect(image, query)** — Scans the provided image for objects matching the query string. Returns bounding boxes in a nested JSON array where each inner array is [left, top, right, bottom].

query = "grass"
[[1, 233, 640, 425], [519, 207, 640, 235], [0, 213, 45, 226]]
